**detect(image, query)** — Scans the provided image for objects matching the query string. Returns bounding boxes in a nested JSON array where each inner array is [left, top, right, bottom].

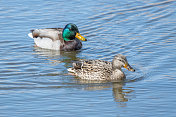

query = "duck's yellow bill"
[[75, 33, 87, 41]]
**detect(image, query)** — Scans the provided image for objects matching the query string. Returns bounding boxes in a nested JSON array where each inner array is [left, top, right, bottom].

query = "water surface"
[[0, 0, 176, 116]]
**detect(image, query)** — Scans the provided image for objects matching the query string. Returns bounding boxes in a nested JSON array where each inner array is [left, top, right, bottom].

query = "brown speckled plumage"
[[68, 54, 135, 81]]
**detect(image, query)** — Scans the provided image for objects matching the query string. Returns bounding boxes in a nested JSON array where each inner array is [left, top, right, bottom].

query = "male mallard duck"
[[28, 23, 87, 51], [68, 54, 135, 80]]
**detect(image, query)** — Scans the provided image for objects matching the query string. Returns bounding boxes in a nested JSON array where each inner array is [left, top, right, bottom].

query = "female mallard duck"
[[28, 23, 87, 51], [68, 54, 135, 80]]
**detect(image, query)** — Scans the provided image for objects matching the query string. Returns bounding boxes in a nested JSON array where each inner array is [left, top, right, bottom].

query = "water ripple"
[[0, 0, 176, 116]]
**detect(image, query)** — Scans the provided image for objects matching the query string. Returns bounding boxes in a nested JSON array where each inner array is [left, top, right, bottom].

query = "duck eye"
[[119, 59, 122, 62], [118, 59, 125, 63]]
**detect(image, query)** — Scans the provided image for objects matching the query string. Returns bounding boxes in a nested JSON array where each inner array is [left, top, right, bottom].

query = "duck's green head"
[[62, 23, 87, 41]]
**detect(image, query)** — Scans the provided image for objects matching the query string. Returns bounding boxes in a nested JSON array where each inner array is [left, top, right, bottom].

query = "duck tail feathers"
[[67, 68, 75, 73], [30, 29, 34, 32], [28, 33, 33, 39]]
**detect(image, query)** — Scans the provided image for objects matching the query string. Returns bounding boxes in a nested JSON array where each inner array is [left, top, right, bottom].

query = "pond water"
[[0, 0, 176, 116]]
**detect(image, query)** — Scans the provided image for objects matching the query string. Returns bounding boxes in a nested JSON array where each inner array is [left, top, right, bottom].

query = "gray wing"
[[31, 28, 63, 41]]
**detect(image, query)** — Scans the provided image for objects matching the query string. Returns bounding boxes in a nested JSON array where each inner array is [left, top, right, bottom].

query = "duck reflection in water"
[[33, 46, 80, 64], [74, 79, 134, 106], [32, 46, 81, 77]]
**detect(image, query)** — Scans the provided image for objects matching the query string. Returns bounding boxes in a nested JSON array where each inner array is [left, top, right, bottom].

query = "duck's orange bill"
[[124, 64, 128, 69], [124, 63, 135, 72], [75, 33, 87, 41]]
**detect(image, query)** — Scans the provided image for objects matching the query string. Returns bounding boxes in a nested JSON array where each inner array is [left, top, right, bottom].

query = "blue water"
[[0, 0, 176, 116]]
